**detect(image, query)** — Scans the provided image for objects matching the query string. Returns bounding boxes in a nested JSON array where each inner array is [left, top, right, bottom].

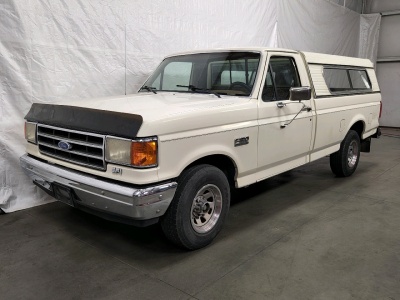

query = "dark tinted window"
[[262, 67, 275, 101], [262, 57, 301, 101], [349, 70, 371, 90], [323, 67, 371, 93], [323, 68, 350, 92]]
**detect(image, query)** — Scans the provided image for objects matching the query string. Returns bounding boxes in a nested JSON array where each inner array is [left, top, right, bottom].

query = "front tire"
[[161, 164, 230, 250], [330, 130, 361, 177]]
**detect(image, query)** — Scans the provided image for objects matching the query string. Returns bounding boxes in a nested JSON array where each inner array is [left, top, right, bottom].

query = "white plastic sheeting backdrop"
[[0, 0, 380, 212]]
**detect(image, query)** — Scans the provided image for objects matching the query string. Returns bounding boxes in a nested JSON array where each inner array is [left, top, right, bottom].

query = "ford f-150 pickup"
[[20, 48, 381, 249]]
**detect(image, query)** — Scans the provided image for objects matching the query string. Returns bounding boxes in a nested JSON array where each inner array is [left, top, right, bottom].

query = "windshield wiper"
[[176, 85, 220, 98], [140, 85, 157, 94]]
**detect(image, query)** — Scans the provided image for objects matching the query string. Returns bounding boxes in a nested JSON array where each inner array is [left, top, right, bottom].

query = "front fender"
[[157, 126, 258, 182]]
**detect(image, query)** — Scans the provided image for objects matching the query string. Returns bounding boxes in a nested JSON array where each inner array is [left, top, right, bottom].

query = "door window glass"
[[262, 57, 301, 101], [262, 67, 275, 101]]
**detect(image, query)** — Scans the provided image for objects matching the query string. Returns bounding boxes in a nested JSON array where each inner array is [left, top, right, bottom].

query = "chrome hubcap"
[[347, 140, 359, 168], [191, 184, 222, 233]]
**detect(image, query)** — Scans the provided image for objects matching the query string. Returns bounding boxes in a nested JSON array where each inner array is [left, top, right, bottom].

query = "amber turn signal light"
[[131, 140, 157, 167]]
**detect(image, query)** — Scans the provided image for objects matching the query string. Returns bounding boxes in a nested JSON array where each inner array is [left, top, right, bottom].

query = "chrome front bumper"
[[20, 154, 177, 225]]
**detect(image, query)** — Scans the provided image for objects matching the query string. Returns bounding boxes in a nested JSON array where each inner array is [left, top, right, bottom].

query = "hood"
[[64, 92, 247, 122], [27, 92, 257, 138]]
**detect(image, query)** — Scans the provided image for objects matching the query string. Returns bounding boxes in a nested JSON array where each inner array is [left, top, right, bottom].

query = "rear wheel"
[[160, 164, 230, 250], [330, 130, 361, 177]]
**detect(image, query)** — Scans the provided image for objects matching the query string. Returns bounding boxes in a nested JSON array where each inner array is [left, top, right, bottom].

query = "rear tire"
[[330, 130, 361, 177], [161, 164, 230, 250]]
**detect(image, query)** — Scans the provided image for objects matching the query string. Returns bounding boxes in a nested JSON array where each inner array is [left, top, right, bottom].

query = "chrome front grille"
[[37, 124, 106, 170]]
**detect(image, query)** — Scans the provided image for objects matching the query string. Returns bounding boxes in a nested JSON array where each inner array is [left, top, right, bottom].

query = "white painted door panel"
[[257, 52, 313, 180]]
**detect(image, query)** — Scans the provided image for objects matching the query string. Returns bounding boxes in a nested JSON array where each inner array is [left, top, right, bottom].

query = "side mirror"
[[289, 87, 312, 101]]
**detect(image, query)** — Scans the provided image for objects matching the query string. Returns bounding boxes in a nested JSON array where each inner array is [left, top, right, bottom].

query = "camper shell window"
[[323, 66, 372, 95]]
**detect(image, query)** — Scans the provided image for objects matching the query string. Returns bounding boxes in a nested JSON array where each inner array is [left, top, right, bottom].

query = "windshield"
[[140, 52, 261, 97]]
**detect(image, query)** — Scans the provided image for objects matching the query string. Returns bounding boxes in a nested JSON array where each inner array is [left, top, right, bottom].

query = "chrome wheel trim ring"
[[190, 184, 223, 234], [347, 140, 359, 168]]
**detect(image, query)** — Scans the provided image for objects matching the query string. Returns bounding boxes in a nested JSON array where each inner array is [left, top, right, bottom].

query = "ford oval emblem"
[[58, 141, 72, 150]]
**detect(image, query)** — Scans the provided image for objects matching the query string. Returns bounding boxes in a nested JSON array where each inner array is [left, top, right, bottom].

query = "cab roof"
[[164, 47, 373, 68]]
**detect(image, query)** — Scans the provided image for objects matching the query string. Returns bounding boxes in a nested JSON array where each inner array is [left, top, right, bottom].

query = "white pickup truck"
[[21, 48, 381, 249]]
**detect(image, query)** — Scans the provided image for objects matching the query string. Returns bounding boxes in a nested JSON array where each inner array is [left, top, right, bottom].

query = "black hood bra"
[[25, 103, 143, 139]]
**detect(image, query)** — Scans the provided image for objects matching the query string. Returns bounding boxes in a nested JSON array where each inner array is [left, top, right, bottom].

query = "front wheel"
[[330, 130, 361, 177], [160, 164, 230, 250]]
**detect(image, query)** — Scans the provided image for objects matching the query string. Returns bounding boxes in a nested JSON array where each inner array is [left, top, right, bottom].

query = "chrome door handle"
[[276, 102, 286, 108]]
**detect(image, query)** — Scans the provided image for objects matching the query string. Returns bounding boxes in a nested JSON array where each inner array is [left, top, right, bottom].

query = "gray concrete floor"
[[1, 135, 399, 300]]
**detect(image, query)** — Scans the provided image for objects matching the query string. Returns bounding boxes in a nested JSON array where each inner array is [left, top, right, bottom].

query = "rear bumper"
[[20, 154, 177, 226]]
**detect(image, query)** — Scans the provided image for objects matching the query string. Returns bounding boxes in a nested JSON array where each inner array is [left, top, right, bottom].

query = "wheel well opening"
[[350, 121, 364, 139], [184, 155, 237, 188]]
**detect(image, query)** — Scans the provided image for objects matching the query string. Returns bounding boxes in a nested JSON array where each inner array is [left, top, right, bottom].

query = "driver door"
[[257, 52, 314, 181]]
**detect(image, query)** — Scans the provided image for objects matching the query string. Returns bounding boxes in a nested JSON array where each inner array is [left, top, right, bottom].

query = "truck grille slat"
[[37, 124, 106, 171], [37, 132, 103, 149], [37, 142, 103, 159]]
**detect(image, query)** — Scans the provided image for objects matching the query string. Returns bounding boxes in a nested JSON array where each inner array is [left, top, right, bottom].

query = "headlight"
[[105, 136, 158, 168], [24, 122, 37, 144]]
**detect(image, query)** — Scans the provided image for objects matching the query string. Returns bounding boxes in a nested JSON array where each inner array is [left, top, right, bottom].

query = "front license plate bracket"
[[53, 183, 75, 207]]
